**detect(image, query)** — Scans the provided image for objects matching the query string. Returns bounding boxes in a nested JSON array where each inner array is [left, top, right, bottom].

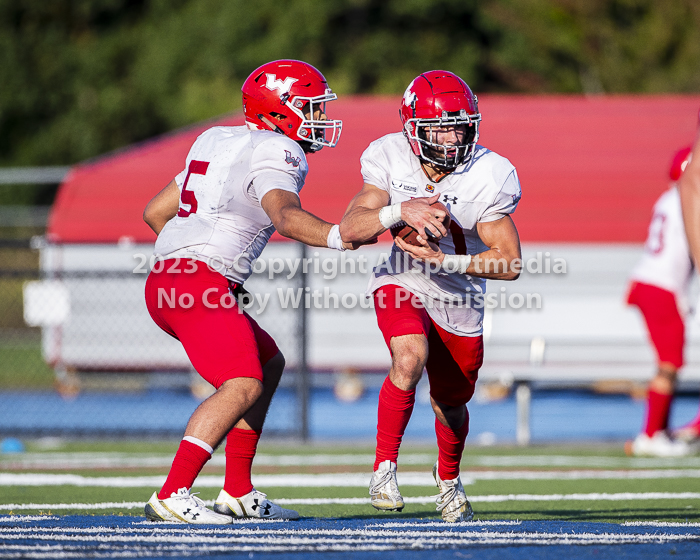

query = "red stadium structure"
[[47, 95, 700, 245]]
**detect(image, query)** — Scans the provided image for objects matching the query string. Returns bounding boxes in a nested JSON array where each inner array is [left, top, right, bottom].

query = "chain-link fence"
[[0, 241, 392, 439], [7, 240, 685, 443]]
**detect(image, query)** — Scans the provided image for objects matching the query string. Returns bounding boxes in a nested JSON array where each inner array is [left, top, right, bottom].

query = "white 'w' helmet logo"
[[264, 74, 298, 95]]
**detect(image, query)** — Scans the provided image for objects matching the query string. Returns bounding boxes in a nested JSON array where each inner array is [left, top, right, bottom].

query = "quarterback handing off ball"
[[391, 200, 451, 246]]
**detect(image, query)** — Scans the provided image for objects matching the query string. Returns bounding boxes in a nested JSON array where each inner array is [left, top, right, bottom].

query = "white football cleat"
[[145, 487, 232, 524], [214, 488, 300, 520], [627, 431, 692, 457], [433, 462, 473, 523], [673, 423, 700, 444], [369, 460, 404, 511]]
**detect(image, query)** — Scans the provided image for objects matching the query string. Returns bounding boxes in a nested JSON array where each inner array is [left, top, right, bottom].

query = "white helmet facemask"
[[405, 109, 481, 168], [287, 91, 342, 152]]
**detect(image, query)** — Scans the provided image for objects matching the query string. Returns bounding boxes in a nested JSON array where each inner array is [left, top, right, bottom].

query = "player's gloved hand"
[[395, 234, 444, 267], [400, 194, 448, 240]]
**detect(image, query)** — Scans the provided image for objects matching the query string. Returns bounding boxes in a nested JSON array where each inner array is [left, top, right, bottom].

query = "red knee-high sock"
[[435, 409, 470, 481], [158, 438, 212, 499], [374, 377, 415, 470], [644, 389, 673, 437], [223, 427, 261, 497]]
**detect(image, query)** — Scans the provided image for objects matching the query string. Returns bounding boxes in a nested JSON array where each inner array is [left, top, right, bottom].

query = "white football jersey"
[[363, 133, 521, 336], [629, 185, 694, 299], [155, 126, 308, 283]]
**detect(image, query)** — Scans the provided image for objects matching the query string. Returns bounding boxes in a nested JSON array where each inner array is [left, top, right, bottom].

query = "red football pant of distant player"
[[627, 281, 684, 436], [146, 259, 279, 498], [373, 285, 483, 480]]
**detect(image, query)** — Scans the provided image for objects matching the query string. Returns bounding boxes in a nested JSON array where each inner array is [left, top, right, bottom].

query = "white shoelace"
[[173, 491, 208, 512], [250, 489, 273, 506], [435, 484, 459, 512], [370, 470, 400, 498]]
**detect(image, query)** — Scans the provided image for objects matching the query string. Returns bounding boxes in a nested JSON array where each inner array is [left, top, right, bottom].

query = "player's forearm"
[[680, 145, 700, 268], [275, 206, 335, 247], [339, 206, 388, 243], [463, 248, 521, 280]]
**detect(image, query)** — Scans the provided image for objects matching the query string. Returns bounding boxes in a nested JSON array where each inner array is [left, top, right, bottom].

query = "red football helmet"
[[400, 70, 481, 168], [669, 145, 692, 181], [242, 60, 342, 152]]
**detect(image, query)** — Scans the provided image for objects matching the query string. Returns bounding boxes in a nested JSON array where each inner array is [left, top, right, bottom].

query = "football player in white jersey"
[[339, 71, 522, 522], [626, 146, 697, 457], [681, 109, 700, 267], [679, 110, 700, 446], [141, 60, 353, 524]]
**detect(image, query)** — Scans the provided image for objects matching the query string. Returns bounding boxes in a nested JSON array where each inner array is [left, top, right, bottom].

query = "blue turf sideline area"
[[1, 515, 699, 559], [2, 387, 699, 442]]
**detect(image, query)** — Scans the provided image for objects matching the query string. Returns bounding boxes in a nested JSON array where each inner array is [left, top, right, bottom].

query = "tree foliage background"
[[1, 0, 699, 172]]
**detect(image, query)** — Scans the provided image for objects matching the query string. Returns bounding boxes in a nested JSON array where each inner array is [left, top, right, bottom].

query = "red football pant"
[[373, 285, 483, 473], [145, 259, 279, 388], [627, 281, 684, 369]]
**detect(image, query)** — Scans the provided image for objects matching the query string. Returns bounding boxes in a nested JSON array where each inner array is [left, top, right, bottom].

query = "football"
[[390, 201, 451, 247]]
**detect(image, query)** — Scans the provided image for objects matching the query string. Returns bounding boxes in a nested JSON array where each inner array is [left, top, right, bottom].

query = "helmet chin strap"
[[258, 115, 285, 135], [299, 140, 323, 153], [258, 114, 323, 153]]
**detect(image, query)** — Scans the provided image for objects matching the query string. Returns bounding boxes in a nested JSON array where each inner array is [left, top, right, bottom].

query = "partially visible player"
[[681, 109, 700, 267], [626, 146, 696, 457], [142, 60, 351, 524], [340, 70, 522, 522], [678, 109, 700, 445]]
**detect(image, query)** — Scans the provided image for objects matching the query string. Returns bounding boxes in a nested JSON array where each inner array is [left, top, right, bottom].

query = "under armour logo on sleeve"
[[443, 195, 458, 204]]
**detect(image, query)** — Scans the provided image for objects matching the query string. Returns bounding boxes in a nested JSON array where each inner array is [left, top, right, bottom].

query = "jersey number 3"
[[177, 160, 209, 217]]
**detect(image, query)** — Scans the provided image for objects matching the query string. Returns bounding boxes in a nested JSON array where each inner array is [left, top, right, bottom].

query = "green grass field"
[[2, 439, 699, 523]]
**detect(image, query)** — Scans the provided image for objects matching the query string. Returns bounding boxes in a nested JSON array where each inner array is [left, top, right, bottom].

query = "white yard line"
[[0, 453, 431, 469], [623, 521, 700, 527], [467, 492, 700, 502], [2, 469, 700, 489], [464, 469, 700, 481], [3, 453, 700, 470], [0, 515, 58, 521], [2, 492, 700, 511], [0, 524, 698, 541], [0, 523, 698, 555], [473, 455, 700, 468]]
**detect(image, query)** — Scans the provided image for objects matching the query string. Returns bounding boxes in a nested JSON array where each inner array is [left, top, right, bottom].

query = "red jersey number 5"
[[177, 160, 209, 217]]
